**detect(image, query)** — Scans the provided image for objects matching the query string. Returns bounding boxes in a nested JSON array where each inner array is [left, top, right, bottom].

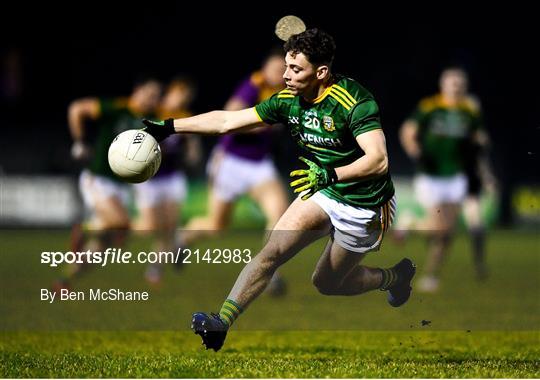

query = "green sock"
[[379, 268, 399, 290], [219, 299, 243, 328]]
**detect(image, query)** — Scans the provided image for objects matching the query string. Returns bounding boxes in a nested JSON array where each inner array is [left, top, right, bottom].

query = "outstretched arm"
[[68, 98, 100, 142], [67, 97, 100, 160], [224, 97, 269, 134], [143, 108, 265, 141], [173, 108, 264, 134]]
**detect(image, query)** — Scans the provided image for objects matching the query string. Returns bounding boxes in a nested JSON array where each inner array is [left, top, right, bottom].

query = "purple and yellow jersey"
[[410, 94, 483, 176], [219, 71, 283, 161]]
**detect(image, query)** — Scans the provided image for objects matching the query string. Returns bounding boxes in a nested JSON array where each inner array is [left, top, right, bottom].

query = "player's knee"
[[134, 219, 157, 233], [102, 214, 130, 230], [212, 221, 228, 231], [105, 227, 129, 245], [312, 272, 340, 295], [202, 217, 227, 232]]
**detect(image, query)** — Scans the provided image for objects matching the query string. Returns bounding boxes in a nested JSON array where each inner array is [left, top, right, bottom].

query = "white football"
[[108, 130, 161, 183]]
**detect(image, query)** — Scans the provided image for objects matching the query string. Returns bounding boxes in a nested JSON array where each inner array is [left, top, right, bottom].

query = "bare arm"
[[334, 129, 389, 182], [472, 129, 497, 191], [68, 98, 100, 142], [172, 107, 266, 135], [399, 119, 421, 159], [473, 129, 490, 148], [223, 98, 269, 134], [67, 98, 100, 159]]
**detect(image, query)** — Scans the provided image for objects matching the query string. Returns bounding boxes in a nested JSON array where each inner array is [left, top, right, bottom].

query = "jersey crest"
[[322, 115, 335, 132]]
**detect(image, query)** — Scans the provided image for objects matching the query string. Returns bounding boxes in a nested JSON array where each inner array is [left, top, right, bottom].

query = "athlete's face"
[[440, 69, 468, 99], [262, 55, 286, 88], [132, 81, 162, 114], [162, 83, 193, 111], [283, 52, 319, 95]]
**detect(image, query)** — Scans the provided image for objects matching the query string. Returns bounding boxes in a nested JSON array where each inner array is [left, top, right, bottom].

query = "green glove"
[[141, 118, 175, 142], [290, 157, 338, 200]]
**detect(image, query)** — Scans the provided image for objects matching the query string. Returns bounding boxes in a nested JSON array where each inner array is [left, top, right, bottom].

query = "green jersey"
[[88, 98, 145, 180], [255, 75, 394, 207], [410, 94, 483, 176]]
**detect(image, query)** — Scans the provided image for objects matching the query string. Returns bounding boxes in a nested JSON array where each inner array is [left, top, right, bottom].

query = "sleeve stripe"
[[329, 93, 352, 111], [332, 85, 357, 105], [253, 107, 263, 122], [330, 89, 355, 108]]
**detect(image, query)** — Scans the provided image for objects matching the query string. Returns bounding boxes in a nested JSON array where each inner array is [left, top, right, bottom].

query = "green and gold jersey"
[[255, 75, 394, 207], [410, 94, 483, 176], [88, 98, 146, 180]]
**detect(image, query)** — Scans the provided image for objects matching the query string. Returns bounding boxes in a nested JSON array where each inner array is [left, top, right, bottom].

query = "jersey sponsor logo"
[[322, 115, 335, 132], [133, 132, 145, 144], [429, 112, 469, 138], [299, 132, 343, 147]]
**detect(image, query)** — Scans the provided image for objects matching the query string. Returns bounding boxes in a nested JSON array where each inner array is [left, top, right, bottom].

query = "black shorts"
[[466, 170, 482, 196], [463, 144, 483, 196]]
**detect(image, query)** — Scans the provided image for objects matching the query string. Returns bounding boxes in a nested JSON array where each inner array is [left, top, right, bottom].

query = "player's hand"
[[141, 118, 175, 142], [289, 157, 338, 200], [71, 141, 90, 161]]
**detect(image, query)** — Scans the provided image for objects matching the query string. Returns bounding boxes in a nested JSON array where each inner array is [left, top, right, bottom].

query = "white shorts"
[[414, 173, 467, 208], [311, 192, 396, 254], [134, 172, 187, 208], [207, 150, 278, 202], [79, 170, 131, 210]]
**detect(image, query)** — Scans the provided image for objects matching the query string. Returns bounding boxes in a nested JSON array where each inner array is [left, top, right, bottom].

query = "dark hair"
[[133, 74, 161, 89], [169, 75, 196, 90], [284, 28, 336, 66], [264, 46, 285, 61], [440, 66, 469, 81], [168, 75, 198, 99]]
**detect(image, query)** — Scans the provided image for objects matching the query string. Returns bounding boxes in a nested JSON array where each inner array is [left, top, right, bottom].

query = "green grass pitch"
[[2, 331, 539, 378], [1, 228, 539, 377]]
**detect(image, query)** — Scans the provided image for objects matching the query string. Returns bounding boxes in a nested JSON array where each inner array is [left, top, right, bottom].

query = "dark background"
[[1, 4, 538, 223]]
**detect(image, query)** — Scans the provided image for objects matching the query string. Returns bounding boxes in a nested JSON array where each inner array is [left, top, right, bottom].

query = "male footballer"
[[143, 28, 416, 351]]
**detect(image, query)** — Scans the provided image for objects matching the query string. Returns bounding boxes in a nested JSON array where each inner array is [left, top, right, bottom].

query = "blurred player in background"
[[143, 28, 415, 351], [178, 49, 290, 295], [461, 105, 496, 281], [400, 67, 490, 292], [134, 77, 201, 285], [55, 77, 162, 290]]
